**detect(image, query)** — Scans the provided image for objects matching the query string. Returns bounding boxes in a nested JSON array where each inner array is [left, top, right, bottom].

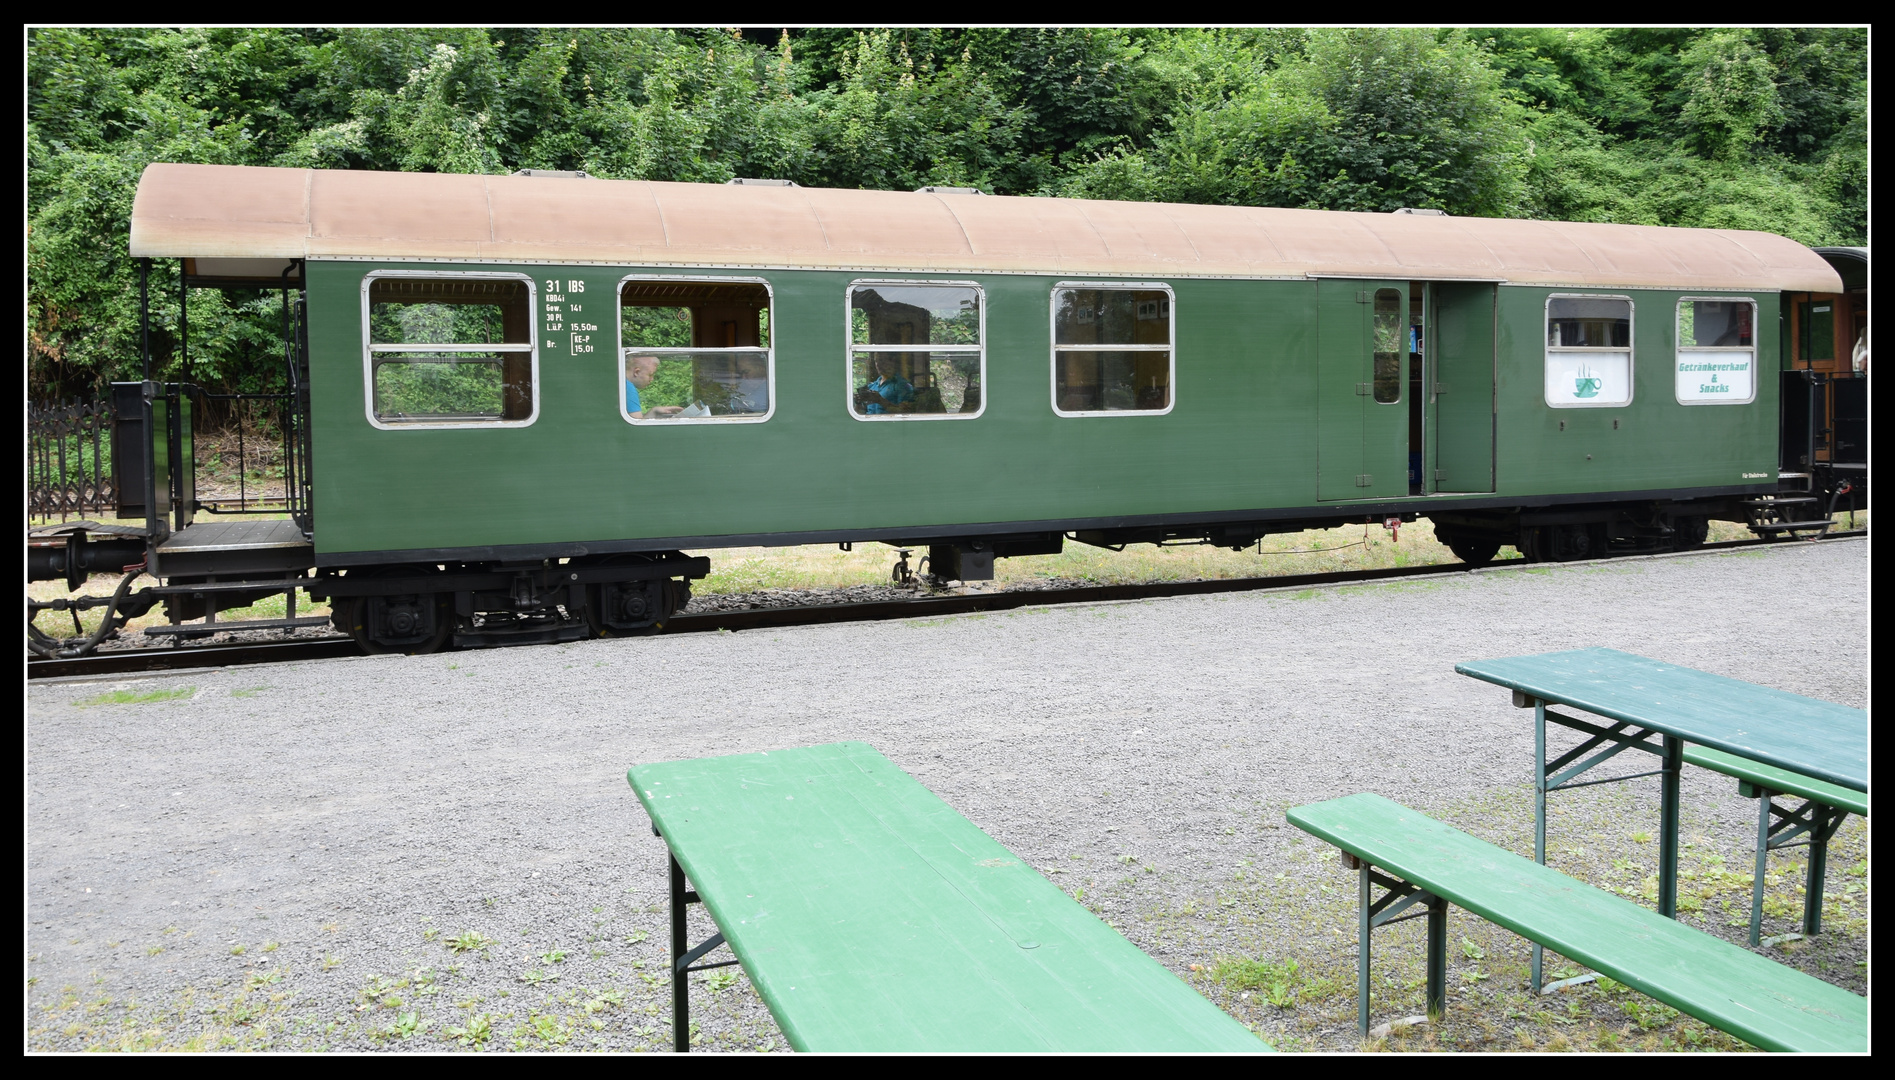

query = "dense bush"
[[28, 27, 1865, 404]]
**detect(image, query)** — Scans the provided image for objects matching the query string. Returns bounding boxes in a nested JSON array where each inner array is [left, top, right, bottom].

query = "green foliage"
[[445, 930, 493, 954], [1062, 29, 1532, 218], [621, 306, 692, 349], [27, 27, 1868, 402], [75, 687, 194, 707], [1678, 31, 1784, 161], [373, 359, 504, 419], [1211, 956, 1301, 1008]]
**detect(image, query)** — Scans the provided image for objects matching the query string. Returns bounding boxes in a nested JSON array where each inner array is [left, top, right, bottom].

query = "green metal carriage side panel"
[[1289, 793, 1868, 1053], [306, 262, 1324, 557], [1491, 287, 1780, 496], [303, 259, 1782, 559], [1431, 282, 1497, 492], [631, 742, 1270, 1053], [1317, 280, 1365, 501]]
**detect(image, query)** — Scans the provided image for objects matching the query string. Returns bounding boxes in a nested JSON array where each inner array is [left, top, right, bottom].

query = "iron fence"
[[28, 398, 115, 522], [28, 386, 311, 529]]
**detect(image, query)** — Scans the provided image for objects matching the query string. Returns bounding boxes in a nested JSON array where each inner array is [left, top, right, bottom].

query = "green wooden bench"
[[628, 741, 1270, 1053], [1683, 744, 1869, 946], [1288, 792, 1867, 1052]]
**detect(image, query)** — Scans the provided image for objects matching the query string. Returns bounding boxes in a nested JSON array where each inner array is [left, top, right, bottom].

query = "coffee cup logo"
[[1574, 365, 1601, 399]]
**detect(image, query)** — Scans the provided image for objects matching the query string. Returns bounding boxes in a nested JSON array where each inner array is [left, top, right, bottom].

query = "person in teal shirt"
[[625, 354, 682, 419], [855, 355, 914, 415]]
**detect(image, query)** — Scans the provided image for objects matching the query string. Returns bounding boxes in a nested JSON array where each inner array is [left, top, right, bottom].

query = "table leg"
[[1750, 790, 1772, 946], [1531, 699, 1547, 990], [670, 853, 690, 1053], [1658, 735, 1681, 919]]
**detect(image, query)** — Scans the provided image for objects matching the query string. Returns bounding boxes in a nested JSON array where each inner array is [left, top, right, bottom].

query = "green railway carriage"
[[49, 163, 1849, 652]]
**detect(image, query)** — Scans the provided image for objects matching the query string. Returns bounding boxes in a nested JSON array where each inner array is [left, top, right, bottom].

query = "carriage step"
[[1743, 495, 1819, 506], [1748, 521, 1833, 534]]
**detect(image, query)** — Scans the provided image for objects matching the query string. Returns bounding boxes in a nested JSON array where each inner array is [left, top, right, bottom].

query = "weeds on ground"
[[75, 687, 194, 707]]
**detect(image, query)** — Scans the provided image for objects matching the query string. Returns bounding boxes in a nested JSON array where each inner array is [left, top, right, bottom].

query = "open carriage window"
[[620, 278, 773, 424], [1676, 298, 1757, 405], [364, 273, 537, 427], [1545, 294, 1632, 408], [1051, 285, 1174, 416], [847, 283, 984, 420]]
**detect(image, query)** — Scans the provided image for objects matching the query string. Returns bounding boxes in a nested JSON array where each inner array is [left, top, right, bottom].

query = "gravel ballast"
[[27, 539, 1867, 1052]]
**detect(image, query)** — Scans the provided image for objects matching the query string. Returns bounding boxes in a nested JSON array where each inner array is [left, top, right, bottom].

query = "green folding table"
[[628, 741, 1271, 1053], [1456, 647, 1866, 988]]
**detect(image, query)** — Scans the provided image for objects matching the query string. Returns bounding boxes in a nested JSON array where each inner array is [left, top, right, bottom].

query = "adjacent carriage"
[[28, 164, 1864, 654]]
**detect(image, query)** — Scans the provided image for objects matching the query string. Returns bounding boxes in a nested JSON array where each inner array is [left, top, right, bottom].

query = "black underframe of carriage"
[[310, 483, 1773, 569], [308, 553, 709, 600]]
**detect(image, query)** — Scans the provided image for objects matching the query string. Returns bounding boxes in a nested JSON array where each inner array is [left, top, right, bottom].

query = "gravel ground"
[[27, 539, 1867, 1053]]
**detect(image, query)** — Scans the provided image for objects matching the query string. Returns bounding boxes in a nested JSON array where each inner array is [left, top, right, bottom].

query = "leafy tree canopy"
[[27, 26, 1866, 402]]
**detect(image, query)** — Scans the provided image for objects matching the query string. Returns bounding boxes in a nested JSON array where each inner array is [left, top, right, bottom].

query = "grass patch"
[[690, 520, 1476, 595], [75, 687, 194, 707], [679, 512, 1862, 596]]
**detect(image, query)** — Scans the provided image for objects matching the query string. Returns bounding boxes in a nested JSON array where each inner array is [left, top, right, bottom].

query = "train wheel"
[[580, 555, 681, 638], [1446, 536, 1502, 567], [1517, 526, 1549, 563], [339, 566, 452, 654], [1551, 523, 1595, 561], [1671, 516, 1708, 552]]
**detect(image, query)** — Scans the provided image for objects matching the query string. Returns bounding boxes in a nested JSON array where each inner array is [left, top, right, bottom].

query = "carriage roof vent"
[[916, 185, 984, 195], [512, 169, 591, 179], [1391, 207, 1448, 216], [726, 177, 798, 187]]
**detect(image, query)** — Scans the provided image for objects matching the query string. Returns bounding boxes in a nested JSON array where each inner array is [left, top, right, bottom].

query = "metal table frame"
[[1514, 688, 1684, 990], [660, 833, 741, 1053], [1459, 648, 1867, 992], [1738, 778, 1852, 947]]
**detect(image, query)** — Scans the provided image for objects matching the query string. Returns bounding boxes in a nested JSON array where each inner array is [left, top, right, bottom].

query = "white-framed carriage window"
[[362, 271, 538, 429], [1545, 294, 1633, 408], [1051, 283, 1175, 416], [1675, 297, 1757, 405], [846, 281, 985, 420], [619, 276, 774, 425]]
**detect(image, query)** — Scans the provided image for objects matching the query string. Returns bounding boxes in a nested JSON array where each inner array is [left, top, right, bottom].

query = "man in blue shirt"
[[856, 355, 915, 415], [625, 354, 683, 419]]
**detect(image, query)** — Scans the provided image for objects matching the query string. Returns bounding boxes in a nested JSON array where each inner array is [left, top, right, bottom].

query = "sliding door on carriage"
[[1317, 280, 1409, 502], [1430, 282, 1498, 493]]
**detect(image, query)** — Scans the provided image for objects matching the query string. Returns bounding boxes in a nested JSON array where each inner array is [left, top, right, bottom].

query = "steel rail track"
[[29, 531, 1863, 681]]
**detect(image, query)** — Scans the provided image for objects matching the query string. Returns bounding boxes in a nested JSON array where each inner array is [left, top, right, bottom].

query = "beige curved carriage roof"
[[130, 163, 1843, 293]]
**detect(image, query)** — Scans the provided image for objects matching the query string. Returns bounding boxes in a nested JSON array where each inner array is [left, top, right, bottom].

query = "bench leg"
[[1802, 802, 1847, 938], [1744, 791, 1849, 946], [1750, 789, 1772, 947], [1425, 894, 1447, 1021], [1803, 817, 1828, 938], [1353, 860, 1444, 1037]]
